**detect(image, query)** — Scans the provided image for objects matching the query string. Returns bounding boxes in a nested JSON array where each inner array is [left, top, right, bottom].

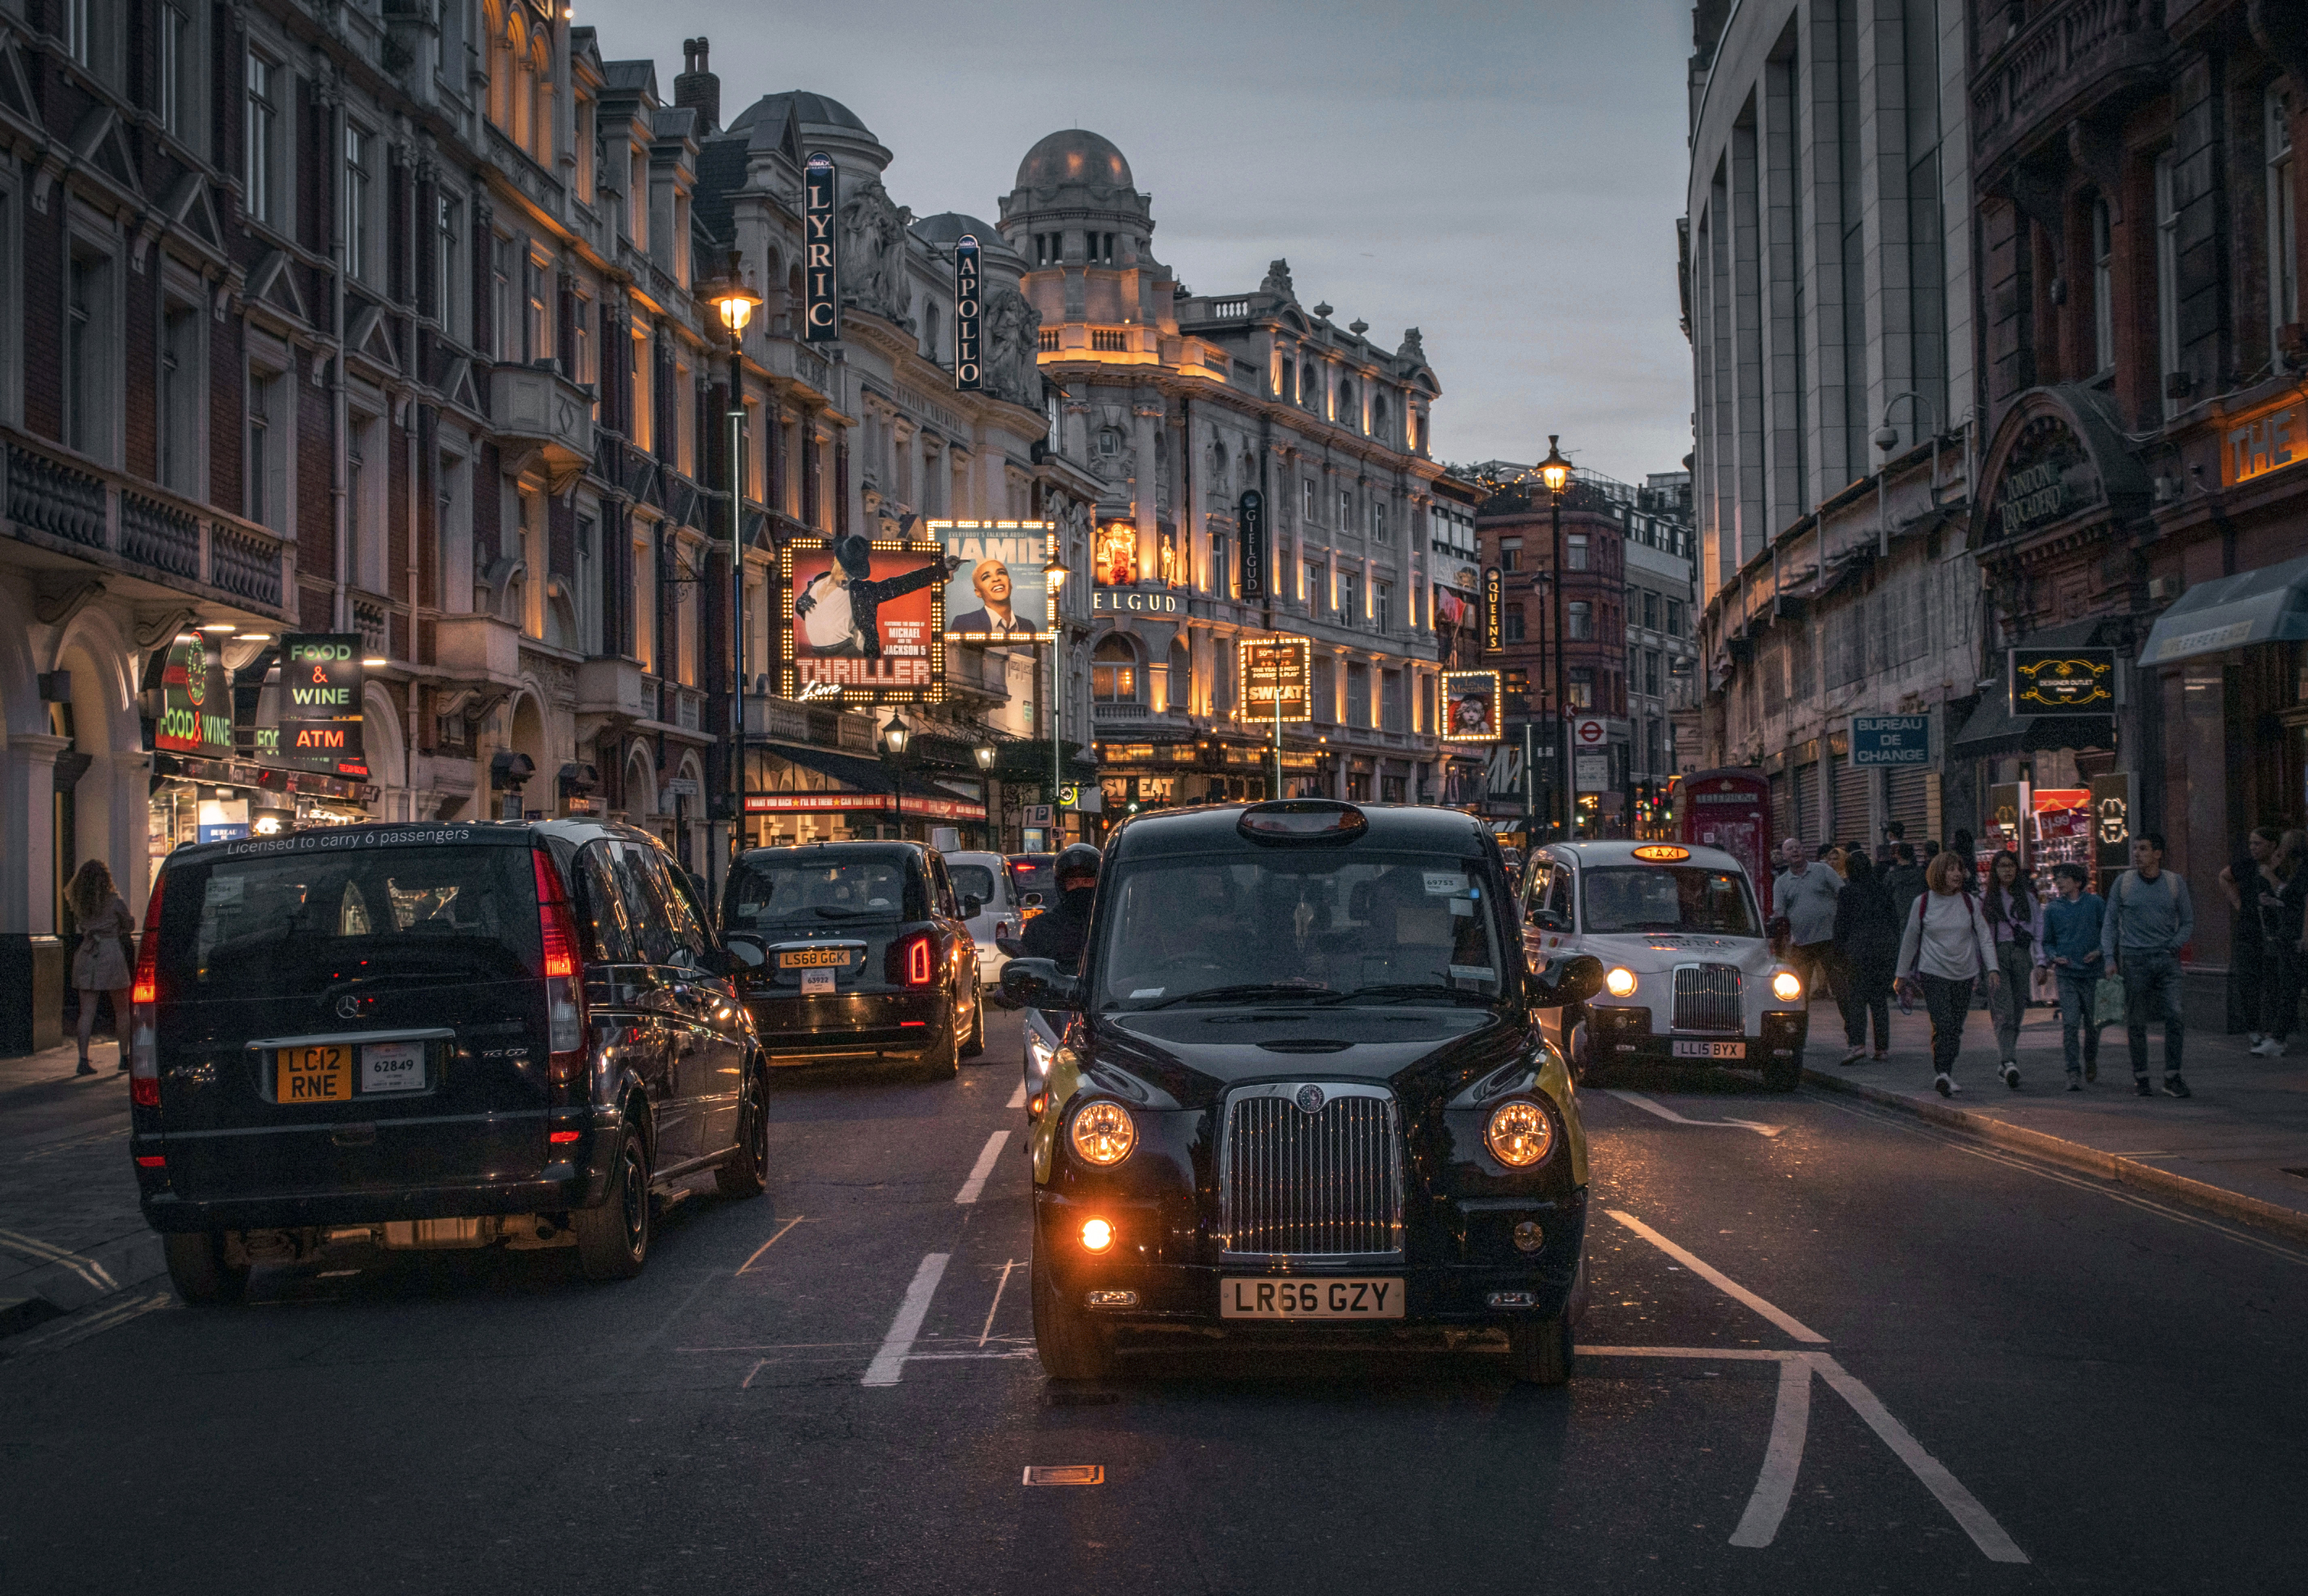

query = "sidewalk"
[[1801, 991, 2308, 1244], [0, 1037, 165, 1341]]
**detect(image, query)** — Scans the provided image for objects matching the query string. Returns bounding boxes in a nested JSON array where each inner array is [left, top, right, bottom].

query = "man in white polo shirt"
[[1774, 835, 1844, 1010]]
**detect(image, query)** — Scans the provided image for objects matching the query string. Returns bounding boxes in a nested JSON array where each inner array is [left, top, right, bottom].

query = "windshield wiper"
[[1316, 982, 1496, 1007], [1133, 981, 1333, 1010]]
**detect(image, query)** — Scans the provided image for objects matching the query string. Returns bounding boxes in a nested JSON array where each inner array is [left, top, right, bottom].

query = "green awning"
[[2140, 553, 2308, 666]]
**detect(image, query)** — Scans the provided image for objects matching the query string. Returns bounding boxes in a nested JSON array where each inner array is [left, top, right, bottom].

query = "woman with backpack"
[[1831, 851, 1901, 1063], [1982, 850, 2041, 1084], [1895, 849, 2001, 1096]]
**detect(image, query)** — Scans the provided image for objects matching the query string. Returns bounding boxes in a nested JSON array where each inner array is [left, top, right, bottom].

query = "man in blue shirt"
[[2039, 862, 2106, 1088], [2102, 832, 2195, 1098]]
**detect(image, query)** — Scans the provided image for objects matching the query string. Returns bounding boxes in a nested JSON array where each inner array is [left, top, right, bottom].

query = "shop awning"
[[746, 742, 986, 820], [2139, 553, 2308, 666]]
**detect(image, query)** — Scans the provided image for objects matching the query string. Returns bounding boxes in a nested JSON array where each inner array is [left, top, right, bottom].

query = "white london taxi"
[[1519, 839, 1810, 1090]]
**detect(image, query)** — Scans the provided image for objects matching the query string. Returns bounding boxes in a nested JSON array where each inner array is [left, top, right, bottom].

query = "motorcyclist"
[[999, 843, 1100, 1094]]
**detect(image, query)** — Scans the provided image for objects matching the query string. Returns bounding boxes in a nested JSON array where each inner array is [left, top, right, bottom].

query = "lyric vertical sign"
[[803, 153, 839, 343], [953, 234, 982, 390], [279, 634, 369, 778], [1237, 489, 1267, 601]]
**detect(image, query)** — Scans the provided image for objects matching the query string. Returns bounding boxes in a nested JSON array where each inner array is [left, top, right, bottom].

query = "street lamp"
[[1537, 435, 1573, 841], [1043, 549, 1070, 838], [707, 256, 763, 874], [880, 713, 909, 757], [973, 742, 996, 772]]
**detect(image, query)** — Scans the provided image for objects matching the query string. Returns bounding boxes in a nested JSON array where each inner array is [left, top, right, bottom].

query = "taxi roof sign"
[[1631, 844, 1691, 863]]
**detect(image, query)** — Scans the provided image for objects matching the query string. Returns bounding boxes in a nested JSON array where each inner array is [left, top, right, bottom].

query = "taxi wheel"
[[715, 1066, 769, 1200], [960, 981, 987, 1059], [1507, 1316, 1573, 1385], [163, 1231, 249, 1306], [1030, 1231, 1113, 1382], [575, 1124, 652, 1280]]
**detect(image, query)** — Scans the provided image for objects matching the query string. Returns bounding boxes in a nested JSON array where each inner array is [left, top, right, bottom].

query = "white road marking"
[[907, 1350, 1036, 1361], [735, 1214, 809, 1274], [954, 1130, 1010, 1204], [1577, 1345, 2026, 1563], [1812, 1354, 2030, 1564], [861, 1252, 949, 1387], [740, 1358, 767, 1389], [1, 1291, 170, 1359], [1728, 1355, 1813, 1547], [0, 1227, 118, 1294], [979, 1259, 1019, 1346], [1006, 1080, 1027, 1110], [1606, 1209, 1828, 1344], [1605, 1089, 1783, 1138]]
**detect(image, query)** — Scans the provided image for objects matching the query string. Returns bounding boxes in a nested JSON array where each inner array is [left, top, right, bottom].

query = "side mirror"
[[1527, 906, 1567, 931], [722, 938, 766, 969], [1531, 953, 1604, 1008], [959, 894, 983, 920], [1022, 890, 1045, 909], [1002, 957, 1083, 1012]]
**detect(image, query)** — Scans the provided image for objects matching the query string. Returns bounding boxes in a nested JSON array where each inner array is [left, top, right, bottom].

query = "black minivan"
[[129, 820, 768, 1301]]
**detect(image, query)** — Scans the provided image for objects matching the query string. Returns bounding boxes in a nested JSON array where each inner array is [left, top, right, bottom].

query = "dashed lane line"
[[861, 1252, 949, 1387], [1604, 1089, 1783, 1138], [0, 1227, 118, 1294], [1605, 1209, 1828, 1344], [954, 1131, 1010, 1205], [1006, 1081, 1027, 1111]]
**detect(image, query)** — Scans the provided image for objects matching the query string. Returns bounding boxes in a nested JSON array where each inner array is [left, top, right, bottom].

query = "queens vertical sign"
[[802, 153, 839, 343], [953, 235, 982, 390]]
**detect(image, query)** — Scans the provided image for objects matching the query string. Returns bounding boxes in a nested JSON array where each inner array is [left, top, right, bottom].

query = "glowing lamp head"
[[1604, 966, 1637, 998], [1080, 1218, 1114, 1252], [1772, 970, 1804, 1003], [710, 256, 763, 336], [1043, 553, 1069, 594], [1537, 435, 1572, 495]]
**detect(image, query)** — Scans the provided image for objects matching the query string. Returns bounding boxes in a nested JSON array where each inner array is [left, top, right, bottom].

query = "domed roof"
[[911, 212, 1000, 245], [729, 90, 870, 138], [1014, 129, 1133, 194]]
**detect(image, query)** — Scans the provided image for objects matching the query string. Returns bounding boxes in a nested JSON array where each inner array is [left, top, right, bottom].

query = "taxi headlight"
[[1068, 1100, 1136, 1166], [1604, 966, 1638, 998], [1771, 970, 1803, 1004], [1484, 1100, 1554, 1168]]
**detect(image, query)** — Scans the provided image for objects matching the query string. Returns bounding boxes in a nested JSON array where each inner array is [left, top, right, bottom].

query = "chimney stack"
[[674, 36, 719, 133]]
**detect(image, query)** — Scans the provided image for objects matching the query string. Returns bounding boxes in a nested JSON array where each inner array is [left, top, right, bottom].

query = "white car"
[[1519, 839, 1810, 1091], [941, 849, 1021, 988]]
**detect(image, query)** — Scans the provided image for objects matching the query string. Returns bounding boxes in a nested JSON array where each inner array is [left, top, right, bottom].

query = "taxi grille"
[[1672, 963, 1744, 1033], [1221, 1089, 1404, 1257]]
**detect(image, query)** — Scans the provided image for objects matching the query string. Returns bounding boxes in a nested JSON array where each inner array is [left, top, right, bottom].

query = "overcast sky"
[[608, 0, 1696, 485]]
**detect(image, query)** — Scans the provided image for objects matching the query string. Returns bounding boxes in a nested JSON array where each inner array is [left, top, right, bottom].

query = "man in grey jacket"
[[1774, 835, 1844, 1009], [2102, 831, 2194, 1098]]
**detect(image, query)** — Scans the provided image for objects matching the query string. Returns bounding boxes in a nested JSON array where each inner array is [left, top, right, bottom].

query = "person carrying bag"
[[1895, 850, 2001, 1097]]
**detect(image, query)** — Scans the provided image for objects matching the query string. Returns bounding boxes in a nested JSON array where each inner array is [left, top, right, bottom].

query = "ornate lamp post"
[[1537, 437, 1573, 840], [1043, 550, 1070, 839], [707, 256, 763, 869]]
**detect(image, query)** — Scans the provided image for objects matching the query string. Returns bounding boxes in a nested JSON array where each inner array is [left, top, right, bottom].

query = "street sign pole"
[[1273, 676, 1282, 801]]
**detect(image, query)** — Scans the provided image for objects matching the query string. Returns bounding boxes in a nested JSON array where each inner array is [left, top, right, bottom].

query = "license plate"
[[1673, 1039, 1746, 1060], [1220, 1278, 1405, 1320], [276, 1045, 351, 1102], [360, 1041, 427, 1094], [779, 948, 849, 969], [800, 968, 835, 996]]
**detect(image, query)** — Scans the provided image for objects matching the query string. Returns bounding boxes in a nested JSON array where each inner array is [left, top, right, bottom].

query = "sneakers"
[[2163, 1074, 2192, 1098], [1935, 1073, 1958, 1097], [2135, 1077, 2154, 1097], [74, 1058, 95, 1077], [1872, 1048, 1890, 1061], [2001, 1060, 2020, 1090], [2066, 1073, 2082, 1091], [2247, 1032, 2266, 1049], [2084, 1056, 2097, 1083], [1841, 1044, 1866, 1066], [2252, 1037, 2286, 1058]]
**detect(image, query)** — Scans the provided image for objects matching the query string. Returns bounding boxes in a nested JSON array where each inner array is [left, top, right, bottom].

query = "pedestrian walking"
[[2102, 832, 2194, 1098], [1982, 850, 2041, 1088], [1894, 849, 1999, 1097], [63, 858, 136, 1077], [2219, 827, 2285, 1051], [2039, 863, 2106, 1089], [2251, 831, 2308, 1056], [1884, 842, 1928, 929], [1831, 852, 1900, 1062], [1774, 835, 1845, 1013]]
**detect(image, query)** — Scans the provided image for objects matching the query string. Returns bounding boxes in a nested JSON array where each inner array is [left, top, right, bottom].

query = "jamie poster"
[[935, 520, 1053, 642], [782, 536, 952, 702]]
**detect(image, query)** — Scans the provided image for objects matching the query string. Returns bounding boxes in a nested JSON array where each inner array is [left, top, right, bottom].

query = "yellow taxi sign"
[[1631, 844, 1691, 863]]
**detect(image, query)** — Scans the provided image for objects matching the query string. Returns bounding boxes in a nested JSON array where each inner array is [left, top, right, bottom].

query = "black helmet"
[[1055, 842, 1101, 888]]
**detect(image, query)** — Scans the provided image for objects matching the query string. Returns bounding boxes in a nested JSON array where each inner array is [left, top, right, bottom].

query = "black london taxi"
[[129, 820, 769, 1302], [722, 841, 986, 1076], [1001, 799, 1603, 1384]]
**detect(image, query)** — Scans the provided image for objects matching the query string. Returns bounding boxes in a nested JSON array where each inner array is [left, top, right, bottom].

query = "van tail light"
[[532, 849, 590, 1085], [894, 930, 937, 988], [128, 874, 165, 1107]]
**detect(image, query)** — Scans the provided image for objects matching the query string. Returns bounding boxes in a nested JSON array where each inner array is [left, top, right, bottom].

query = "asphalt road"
[[2, 1007, 2303, 1594]]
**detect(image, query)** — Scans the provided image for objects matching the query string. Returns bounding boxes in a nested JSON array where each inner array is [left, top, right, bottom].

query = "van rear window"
[[160, 844, 539, 992]]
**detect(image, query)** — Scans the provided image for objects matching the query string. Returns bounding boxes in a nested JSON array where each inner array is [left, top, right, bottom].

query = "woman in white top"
[[64, 858, 136, 1077], [1895, 850, 2000, 1097]]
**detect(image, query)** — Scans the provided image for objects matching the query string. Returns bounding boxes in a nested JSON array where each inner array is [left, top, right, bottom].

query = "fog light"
[[1512, 1220, 1545, 1253], [1604, 966, 1637, 997], [1085, 1289, 1138, 1308], [1080, 1218, 1113, 1252], [1487, 1290, 1536, 1309]]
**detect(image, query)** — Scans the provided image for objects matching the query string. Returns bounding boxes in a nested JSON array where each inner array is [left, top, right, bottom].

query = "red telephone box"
[[1675, 768, 1774, 891]]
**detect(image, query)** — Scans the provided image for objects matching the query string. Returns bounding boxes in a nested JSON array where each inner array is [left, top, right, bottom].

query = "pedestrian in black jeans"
[[2218, 827, 2283, 1051], [1894, 850, 2001, 1096], [2102, 832, 2194, 1098], [2256, 831, 2308, 1055], [1831, 852, 1899, 1062]]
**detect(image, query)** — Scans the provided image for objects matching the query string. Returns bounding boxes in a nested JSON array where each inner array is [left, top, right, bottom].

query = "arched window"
[[1091, 636, 1138, 702], [1336, 378, 1354, 427], [1370, 394, 1387, 441], [528, 35, 553, 163], [1167, 636, 1192, 712], [485, 3, 513, 129], [922, 300, 941, 362], [506, 14, 530, 149]]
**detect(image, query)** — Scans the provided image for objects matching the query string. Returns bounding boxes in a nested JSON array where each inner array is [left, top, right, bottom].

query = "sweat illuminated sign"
[[802, 152, 839, 343]]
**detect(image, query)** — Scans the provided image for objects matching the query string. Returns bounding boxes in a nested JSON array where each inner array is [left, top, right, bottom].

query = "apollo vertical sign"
[[802, 153, 839, 343], [952, 235, 982, 390]]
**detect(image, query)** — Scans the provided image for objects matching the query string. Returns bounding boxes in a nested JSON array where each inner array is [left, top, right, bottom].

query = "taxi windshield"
[[727, 855, 919, 930], [1095, 851, 1503, 1010], [1579, 865, 1760, 937]]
